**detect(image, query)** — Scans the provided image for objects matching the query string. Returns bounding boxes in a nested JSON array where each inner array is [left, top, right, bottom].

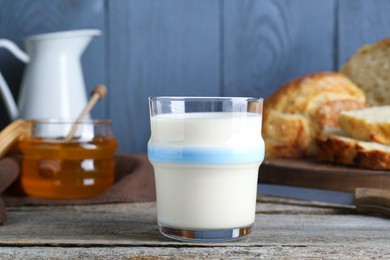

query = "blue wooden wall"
[[0, 0, 389, 153]]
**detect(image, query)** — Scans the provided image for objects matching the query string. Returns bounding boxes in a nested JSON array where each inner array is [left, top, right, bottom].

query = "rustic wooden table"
[[1, 196, 389, 259]]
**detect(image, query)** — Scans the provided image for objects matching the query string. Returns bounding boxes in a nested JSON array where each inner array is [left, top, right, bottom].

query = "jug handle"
[[0, 39, 30, 121]]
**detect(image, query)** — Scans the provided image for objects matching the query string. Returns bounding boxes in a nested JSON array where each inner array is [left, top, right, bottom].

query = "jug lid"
[[24, 29, 101, 42]]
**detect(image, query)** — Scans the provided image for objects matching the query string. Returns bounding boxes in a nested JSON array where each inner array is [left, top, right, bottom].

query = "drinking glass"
[[148, 97, 264, 242]]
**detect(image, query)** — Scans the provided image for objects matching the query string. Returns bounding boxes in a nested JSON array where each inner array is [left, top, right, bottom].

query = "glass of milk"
[[148, 97, 264, 242]]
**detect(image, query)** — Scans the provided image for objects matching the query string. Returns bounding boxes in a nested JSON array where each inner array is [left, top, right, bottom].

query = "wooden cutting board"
[[258, 158, 390, 193]]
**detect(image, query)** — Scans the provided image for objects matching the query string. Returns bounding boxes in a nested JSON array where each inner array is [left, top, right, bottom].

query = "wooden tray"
[[258, 158, 390, 192]]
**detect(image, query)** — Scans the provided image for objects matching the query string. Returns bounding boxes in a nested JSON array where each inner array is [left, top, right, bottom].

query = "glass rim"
[[149, 96, 263, 102], [26, 118, 112, 125]]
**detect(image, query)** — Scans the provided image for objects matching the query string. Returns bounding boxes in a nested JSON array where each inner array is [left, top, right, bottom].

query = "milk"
[[148, 112, 264, 230]]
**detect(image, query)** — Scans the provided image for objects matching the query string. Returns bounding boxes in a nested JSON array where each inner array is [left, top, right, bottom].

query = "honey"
[[19, 135, 118, 199]]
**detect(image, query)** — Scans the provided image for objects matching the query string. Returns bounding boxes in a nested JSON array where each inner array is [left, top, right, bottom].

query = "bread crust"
[[263, 72, 367, 158], [316, 133, 358, 166], [317, 132, 390, 170], [355, 148, 390, 170], [263, 110, 310, 158], [264, 72, 365, 118]]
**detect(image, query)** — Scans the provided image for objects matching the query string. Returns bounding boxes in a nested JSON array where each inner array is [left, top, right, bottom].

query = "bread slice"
[[315, 99, 368, 129], [316, 129, 357, 165], [316, 129, 390, 170], [341, 38, 390, 106], [339, 106, 390, 145]]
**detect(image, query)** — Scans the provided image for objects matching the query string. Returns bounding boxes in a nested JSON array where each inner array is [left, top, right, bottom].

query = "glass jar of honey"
[[19, 119, 118, 199]]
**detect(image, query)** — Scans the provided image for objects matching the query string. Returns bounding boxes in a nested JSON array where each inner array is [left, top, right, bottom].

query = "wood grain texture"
[[223, 0, 336, 98], [1, 1, 390, 153], [338, 0, 390, 67], [0, 200, 390, 258], [1, 246, 390, 259], [259, 158, 390, 192], [0, 0, 105, 128], [108, 0, 220, 152]]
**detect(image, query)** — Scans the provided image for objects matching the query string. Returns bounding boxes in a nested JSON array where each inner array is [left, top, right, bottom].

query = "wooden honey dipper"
[[38, 84, 107, 179], [64, 84, 107, 141]]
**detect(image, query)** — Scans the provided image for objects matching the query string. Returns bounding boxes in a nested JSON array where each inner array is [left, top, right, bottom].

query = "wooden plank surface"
[[223, 0, 336, 98], [259, 158, 390, 192], [1, 245, 390, 259], [2, 0, 390, 154], [1, 198, 390, 258], [107, 0, 220, 153]]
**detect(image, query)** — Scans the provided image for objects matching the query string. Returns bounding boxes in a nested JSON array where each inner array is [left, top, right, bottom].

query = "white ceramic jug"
[[0, 29, 101, 121]]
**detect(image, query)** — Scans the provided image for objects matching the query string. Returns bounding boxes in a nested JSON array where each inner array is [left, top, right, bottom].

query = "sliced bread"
[[315, 99, 368, 129], [264, 72, 366, 118], [339, 106, 390, 145], [341, 38, 390, 106], [263, 72, 367, 158], [316, 129, 390, 170]]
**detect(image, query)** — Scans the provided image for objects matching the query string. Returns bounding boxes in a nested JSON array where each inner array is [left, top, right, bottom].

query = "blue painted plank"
[[338, 0, 390, 67], [223, 0, 336, 98], [3, 0, 390, 155], [108, 0, 220, 153]]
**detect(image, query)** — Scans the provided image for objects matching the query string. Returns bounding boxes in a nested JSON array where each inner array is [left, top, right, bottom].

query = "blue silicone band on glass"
[[148, 145, 265, 164]]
